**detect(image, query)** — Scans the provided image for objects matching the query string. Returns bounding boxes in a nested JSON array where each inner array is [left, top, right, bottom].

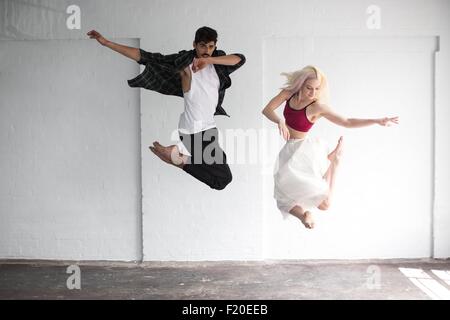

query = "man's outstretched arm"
[[87, 30, 141, 62]]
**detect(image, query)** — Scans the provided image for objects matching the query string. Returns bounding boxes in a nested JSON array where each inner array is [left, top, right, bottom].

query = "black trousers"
[[179, 128, 232, 190]]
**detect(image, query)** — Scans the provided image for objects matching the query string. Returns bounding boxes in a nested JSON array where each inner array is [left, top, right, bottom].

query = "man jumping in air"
[[88, 27, 245, 190]]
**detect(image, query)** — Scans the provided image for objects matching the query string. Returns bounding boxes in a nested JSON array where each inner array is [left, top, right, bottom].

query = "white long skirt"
[[274, 137, 330, 213]]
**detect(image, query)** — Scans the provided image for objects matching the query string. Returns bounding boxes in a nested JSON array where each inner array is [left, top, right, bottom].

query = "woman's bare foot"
[[149, 142, 186, 167], [300, 211, 315, 229], [327, 136, 344, 163], [289, 206, 315, 229]]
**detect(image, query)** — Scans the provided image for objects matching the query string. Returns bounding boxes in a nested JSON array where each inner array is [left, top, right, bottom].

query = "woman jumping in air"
[[262, 66, 398, 229]]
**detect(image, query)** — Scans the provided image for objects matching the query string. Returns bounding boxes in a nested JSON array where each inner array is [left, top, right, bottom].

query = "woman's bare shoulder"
[[279, 89, 293, 99], [314, 102, 332, 112]]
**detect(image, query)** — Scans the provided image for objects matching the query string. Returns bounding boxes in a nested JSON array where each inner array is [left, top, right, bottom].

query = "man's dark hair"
[[194, 26, 218, 44]]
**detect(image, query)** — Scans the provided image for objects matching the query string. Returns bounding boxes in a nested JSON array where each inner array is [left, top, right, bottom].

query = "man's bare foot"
[[327, 136, 344, 163], [149, 145, 170, 164], [300, 211, 315, 229], [149, 142, 186, 167]]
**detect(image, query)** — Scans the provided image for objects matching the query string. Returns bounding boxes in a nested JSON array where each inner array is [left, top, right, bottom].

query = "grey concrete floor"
[[0, 259, 449, 300]]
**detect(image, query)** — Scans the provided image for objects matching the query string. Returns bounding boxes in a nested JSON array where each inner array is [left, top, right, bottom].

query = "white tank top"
[[178, 63, 219, 134]]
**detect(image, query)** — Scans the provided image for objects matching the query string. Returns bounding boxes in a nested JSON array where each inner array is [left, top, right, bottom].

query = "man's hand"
[[192, 57, 211, 73], [87, 30, 108, 46]]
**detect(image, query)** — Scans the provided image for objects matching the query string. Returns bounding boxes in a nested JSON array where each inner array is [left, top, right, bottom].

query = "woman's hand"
[[377, 116, 399, 127], [87, 30, 109, 46], [278, 119, 290, 140]]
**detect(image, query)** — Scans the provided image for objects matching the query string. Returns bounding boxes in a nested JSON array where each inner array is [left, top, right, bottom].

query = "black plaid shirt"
[[127, 49, 246, 117]]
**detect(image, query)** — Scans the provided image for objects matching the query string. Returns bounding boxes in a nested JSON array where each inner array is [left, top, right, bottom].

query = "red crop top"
[[283, 99, 316, 132]]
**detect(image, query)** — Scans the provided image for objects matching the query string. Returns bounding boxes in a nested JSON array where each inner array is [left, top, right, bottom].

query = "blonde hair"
[[281, 65, 330, 105]]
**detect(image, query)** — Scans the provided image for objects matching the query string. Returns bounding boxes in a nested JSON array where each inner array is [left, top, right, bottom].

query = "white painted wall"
[[0, 0, 448, 260], [0, 39, 142, 260]]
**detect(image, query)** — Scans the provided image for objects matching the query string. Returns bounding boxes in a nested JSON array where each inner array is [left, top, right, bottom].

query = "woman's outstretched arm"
[[318, 104, 399, 128]]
